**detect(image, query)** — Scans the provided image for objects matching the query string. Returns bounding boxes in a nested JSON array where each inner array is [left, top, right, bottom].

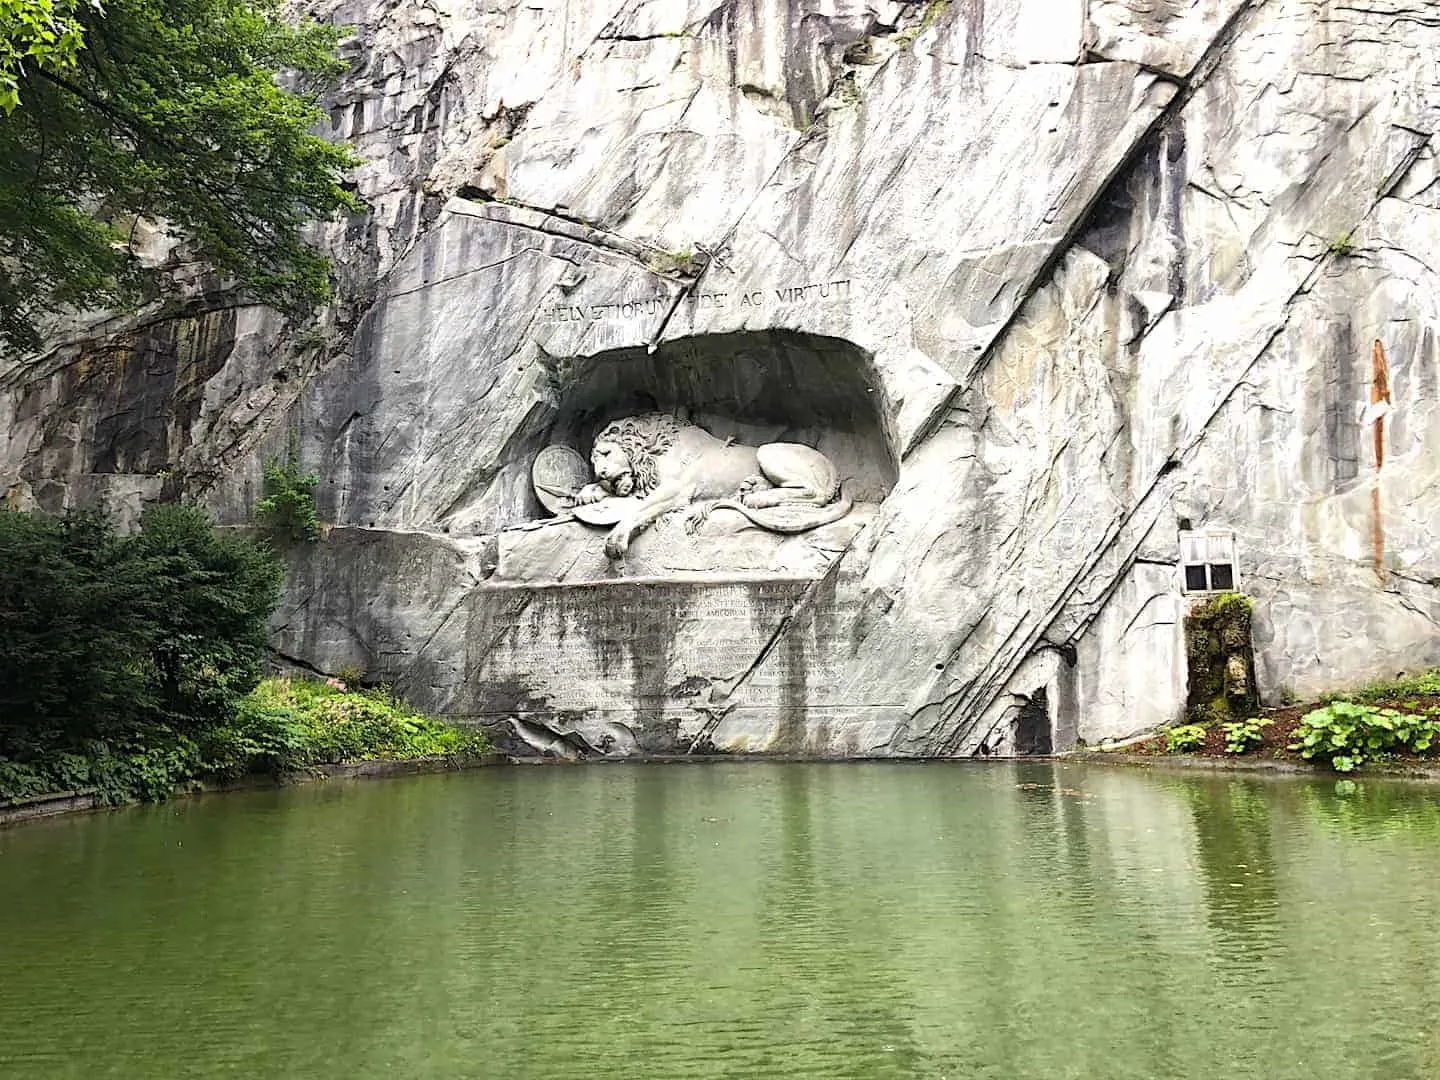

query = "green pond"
[[4, 762, 1440, 1079]]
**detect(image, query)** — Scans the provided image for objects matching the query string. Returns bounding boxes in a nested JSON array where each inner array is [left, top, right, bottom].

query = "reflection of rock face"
[[8, 1, 1440, 756]]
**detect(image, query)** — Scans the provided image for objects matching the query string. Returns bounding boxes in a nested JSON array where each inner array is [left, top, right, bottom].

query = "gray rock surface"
[[4, 0, 1440, 755]]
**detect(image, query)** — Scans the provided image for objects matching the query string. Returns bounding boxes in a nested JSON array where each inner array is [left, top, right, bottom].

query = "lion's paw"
[[741, 488, 787, 509], [604, 528, 629, 560]]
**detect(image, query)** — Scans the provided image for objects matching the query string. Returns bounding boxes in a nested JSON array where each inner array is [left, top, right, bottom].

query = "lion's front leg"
[[604, 484, 690, 560]]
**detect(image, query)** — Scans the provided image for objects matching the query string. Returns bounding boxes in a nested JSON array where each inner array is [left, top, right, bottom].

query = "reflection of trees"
[[16, 765, 1440, 1079], [986, 763, 1204, 1079], [1180, 778, 1281, 947], [1299, 779, 1440, 840]]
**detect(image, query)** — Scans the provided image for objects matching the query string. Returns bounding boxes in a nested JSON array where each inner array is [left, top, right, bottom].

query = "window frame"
[[1179, 527, 1240, 595]]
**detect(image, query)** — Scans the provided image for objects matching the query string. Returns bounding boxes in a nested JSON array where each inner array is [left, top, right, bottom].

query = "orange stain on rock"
[[1371, 339, 1392, 581]]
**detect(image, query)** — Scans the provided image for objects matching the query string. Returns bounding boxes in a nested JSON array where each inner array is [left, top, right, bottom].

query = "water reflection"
[[1180, 778, 1283, 951], [3, 764, 1440, 1079]]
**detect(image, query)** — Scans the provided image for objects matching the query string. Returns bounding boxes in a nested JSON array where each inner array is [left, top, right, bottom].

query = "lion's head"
[[589, 413, 680, 498]]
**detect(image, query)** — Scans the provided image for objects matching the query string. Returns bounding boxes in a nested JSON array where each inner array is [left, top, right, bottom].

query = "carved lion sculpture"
[[566, 413, 853, 559]]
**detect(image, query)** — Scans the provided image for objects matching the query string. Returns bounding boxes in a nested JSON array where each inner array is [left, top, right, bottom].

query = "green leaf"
[[0, 0, 361, 348]]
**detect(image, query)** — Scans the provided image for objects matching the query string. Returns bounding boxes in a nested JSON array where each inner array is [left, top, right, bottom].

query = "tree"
[[0, 0, 360, 350], [131, 502, 283, 728], [253, 432, 322, 543], [0, 503, 282, 755], [0, 506, 155, 747]]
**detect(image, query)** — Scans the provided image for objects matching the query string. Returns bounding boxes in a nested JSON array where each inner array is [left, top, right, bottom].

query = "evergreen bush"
[[253, 435, 321, 543]]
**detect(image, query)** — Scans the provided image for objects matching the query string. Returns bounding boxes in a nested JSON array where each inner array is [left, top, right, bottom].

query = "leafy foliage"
[[0, 506, 159, 741], [1222, 717, 1272, 755], [131, 503, 283, 725], [0, 0, 94, 110], [1289, 701, 1440, 772], [0, 677, 491, 802], [0, 503, 487, 804], [253, 435, 321, 542], [202, 677, 491, 778], [0, 0, 360, 349], [1165, 724, 1208, 753], [0, 736, 206, 804], [0, 503, 279, 800]]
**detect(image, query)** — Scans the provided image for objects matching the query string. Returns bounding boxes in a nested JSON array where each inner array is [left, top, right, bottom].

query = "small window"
[[1180, 529, 1238, 594]]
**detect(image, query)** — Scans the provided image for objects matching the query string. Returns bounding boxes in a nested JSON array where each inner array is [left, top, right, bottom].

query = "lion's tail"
[[709, 493, 854, 534]]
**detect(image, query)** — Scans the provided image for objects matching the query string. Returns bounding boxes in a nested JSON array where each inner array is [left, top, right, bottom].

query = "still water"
[[3, 762, 1440, 1079]]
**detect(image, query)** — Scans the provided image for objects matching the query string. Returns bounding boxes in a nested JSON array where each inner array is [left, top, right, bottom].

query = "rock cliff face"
[[4, 0, 1440, 756]]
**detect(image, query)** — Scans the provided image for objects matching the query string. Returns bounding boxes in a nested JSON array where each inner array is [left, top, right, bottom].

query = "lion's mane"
[[593, 413, 681, 496]]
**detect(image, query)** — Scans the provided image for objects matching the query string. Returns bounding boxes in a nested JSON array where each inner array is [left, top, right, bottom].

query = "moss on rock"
[[1185, 593, 1259, 724]]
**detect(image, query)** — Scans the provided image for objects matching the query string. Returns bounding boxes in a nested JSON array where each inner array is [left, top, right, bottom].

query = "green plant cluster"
[[1183, 592, 1258, 724], [0, 676, 490, 803], [253, 435, 321, 543], [647, 247, 700, 277], [203, 676, 490, 777], [0, 0, 361, 350], [1289, 701, 1440, 773], [1221, 717, 1271, 754], [0, 502, 281, 801], [0, 0, 93, 111], [1165, 724, 1208, 753], [1, 504, 487, 805], [1326, 234, 1356, 257]]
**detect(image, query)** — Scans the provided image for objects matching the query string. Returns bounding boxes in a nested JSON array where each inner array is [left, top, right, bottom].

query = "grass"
[[0, 677, 491, 806], [209, 676, 492, 775], [1320, 669, 1440, 706]]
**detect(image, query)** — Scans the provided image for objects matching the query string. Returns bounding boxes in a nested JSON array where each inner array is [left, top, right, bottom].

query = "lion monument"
[[562, 413, 852, 559]]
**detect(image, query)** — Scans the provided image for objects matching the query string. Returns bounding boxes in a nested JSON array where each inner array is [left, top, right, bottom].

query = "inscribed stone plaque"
[[463, 577, 865, 753]]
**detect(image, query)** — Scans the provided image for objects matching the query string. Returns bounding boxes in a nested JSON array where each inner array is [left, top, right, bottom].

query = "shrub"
[[0, 734, 207, 805], [201, 677, 491, 777], [1289, 701, 1440, 772], [0, 507, 157, 747], [253, 434, 321, 543], [132, 503, 283, 728], [1165, 724, 1208, 753], [0, 502, 282, 803]]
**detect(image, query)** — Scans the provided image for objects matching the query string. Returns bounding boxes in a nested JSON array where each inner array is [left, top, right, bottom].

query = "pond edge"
[[10, 751, 1440, 827], [0, 753, 503, 827]]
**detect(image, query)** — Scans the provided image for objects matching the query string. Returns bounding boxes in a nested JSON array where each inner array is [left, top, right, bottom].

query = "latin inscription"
[[480, 582, 855, 711], [539, 278, 854, 324]]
